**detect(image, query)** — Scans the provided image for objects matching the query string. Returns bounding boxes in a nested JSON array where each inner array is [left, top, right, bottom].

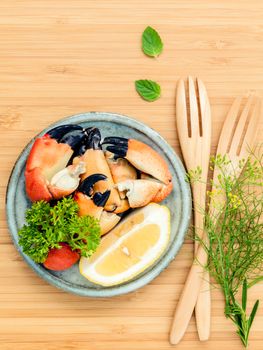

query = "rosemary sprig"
[[190, 151, 263, 347]]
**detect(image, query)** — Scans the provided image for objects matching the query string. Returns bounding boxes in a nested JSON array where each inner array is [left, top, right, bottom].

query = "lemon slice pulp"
[[79, 203, 170, 286]]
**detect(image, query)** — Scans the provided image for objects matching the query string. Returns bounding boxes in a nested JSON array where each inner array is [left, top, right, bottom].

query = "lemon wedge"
[[79, 203, 170, 286]]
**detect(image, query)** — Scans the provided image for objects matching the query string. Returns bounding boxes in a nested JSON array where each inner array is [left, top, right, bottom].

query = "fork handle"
[[170, 242, 207, 345], [192, 182, 207, 251], [195, 270, 211, 340], [192, 181, 211, 341]]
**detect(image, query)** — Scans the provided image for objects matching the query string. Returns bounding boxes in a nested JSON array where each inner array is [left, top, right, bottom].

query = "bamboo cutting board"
[[0, 1, 263, 349]]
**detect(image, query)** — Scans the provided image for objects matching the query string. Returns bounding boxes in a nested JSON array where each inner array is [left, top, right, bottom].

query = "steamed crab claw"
[[105, 151, 137, 183], [105, 151, 137, 200], [116, 179, 162, 208], [74, 128, 121, 212], [75, 174, 111, 218], [112, 198, 130, 214], [99, 211, 121, 236], [75, 174, 121, 235], [103, 137, 173, 202], [140, 173, 173, 203], [48, 162, 86, 199], [25, 124, 88, 202], [103, 137, 172, 185]]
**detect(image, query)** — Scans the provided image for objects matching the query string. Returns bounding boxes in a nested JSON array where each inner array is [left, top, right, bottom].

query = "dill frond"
[[194, 150, 263, 347]]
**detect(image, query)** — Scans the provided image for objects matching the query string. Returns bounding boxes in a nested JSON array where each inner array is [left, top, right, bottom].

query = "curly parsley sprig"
[[18, 197, 101, 263]]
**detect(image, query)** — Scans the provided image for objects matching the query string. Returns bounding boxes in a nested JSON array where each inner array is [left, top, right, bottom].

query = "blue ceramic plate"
[[6, 112, 191, 297]]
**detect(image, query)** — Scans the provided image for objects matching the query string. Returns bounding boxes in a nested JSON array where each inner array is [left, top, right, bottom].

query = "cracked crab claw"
[[105, 151, 137, 200], [99, 211, 121, 236], [103, 137, 173, 203], [112, 198, 130, 214], [103, 137, 172, 186], [75, 174, 111, 219], [25, 124, 87, 202], [73, 128, 121, 212], [75, 174, 121, 235], [116, 179, 162, 208], [48, 162, 86, 199], [140, 173, 173, 203]]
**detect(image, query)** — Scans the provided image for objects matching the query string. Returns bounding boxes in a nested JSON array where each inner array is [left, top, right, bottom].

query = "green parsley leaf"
[[142, 26, 163, 57], [135, 79, 161, 102], [18, 197, 101, 263], [18, 225, 52, 263], [67, 215, 101, 258]]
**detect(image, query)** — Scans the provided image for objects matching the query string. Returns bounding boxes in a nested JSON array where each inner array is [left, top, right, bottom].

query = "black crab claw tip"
[[47, 124, 83, 141], [60, 129, 87, 151], [93, 190, 111, 207], [102, 136, 128, 146], [69, 127, 102, 158], [73, 142, 88, 157], [102, 137, 128, 158], [85, 127, 102, 150], [84, 127, 93, 135], [78, 173, 107, 196], [106, 145, 128, 158]]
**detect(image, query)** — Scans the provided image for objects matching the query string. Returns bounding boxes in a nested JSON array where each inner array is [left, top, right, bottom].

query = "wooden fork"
[[170, 95, 262, 345], [174, 76, 212, 342]]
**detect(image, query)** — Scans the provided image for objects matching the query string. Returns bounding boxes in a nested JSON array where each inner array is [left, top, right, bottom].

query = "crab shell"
[[74, 191, 103, 219], [126, 139, 172, 185], [117, 179, 162, 208], [140, 173, 173, 203], [105, 151, 137, 200], [105, 152, 137, 183], [76, 149, 121, 212], [104, 138, 172, 186], [99, 211, 121, 235], [25, 135, 85, 202], [103, 138, 173, 207], [75, 185, 120, 236]]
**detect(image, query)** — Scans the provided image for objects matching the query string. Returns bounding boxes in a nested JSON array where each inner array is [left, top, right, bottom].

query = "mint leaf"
[[142, 26, 163, 57], [135, 79, 161, 102]]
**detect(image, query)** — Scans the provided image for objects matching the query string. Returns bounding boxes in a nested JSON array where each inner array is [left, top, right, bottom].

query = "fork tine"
[[229, 96, 254, 156], [176, 79, 189, 138], [197, 78, 211, 138], [239, 98, 262, 158], [188, 76, 199, 137], [217, 97, 242, 155]]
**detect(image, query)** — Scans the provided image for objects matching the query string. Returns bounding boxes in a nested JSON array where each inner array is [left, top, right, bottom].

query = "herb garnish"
[[18, 197, 101, 263], [135, 26, 163, 102], [142, 26, 163, 57], [190, 153, 263, 347], [135, 79, 161, 102]]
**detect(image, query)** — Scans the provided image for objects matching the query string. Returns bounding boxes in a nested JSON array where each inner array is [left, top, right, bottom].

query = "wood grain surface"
[[0, 1, 263, 349]]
